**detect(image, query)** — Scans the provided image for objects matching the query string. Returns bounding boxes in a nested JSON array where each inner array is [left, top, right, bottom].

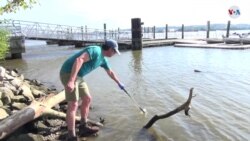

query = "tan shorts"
[[60, 72, 90, 101]]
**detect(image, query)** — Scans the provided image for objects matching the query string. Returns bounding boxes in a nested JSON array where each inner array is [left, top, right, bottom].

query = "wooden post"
[[85, 25, 87, 40], [181, 24, 184, 39], [143, 27, 146, 38], [206, 21, 210, 38], [148, 27, 150, 38], [153, 26, 156, 39], [165, 24, 168, 39], [226, 20, 231, 38], [104, 23, 107, 40], [118, 28, 120, 40], [81, 26, 84, 40], [131, 18, 142, 50]]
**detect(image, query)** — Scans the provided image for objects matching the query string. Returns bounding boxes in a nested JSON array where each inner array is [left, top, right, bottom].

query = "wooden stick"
[[143, 88, 195, 129]]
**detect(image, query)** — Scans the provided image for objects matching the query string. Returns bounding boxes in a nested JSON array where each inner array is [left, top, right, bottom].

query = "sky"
[[1, 0, 249, 29]]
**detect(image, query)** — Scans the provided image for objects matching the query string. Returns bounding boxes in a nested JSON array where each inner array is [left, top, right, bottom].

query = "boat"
[[221, 34, 242, 44], [224, 38, 242, 44], [242, 38, 250, 44], [206, 38, 224, 44]]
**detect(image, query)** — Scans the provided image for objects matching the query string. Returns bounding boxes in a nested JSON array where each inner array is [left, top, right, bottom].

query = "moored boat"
[[206, 38, 224, 44], [224, 38, 242, 44], [242, 38, 250, 44]]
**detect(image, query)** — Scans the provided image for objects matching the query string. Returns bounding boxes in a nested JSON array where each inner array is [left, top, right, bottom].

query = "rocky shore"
[[0, 66, 102, 141]]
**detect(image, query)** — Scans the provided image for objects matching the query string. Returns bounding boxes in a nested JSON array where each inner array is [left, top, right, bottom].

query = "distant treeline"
[[150, 24, 250, 32]]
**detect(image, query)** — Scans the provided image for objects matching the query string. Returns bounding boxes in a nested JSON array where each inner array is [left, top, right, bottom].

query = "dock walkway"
[[134, 39, 250, 50], [174, 43, 250, 49]]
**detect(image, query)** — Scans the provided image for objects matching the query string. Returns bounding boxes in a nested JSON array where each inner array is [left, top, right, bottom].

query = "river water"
[[1, 41, 250, 141]]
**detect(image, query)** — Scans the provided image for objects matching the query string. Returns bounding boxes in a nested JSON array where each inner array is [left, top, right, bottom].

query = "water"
[[1, 42, 250, 141]]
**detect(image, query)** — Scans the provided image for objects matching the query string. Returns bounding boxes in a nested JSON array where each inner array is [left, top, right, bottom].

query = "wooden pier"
[[174, 42, 250, 49], [119, 39, 250, 50], [3, 19, 250, 59]]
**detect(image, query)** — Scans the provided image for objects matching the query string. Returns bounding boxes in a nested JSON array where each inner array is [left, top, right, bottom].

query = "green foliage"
[[0, 29, 9, 60], [0, 0, 38, 59], [0, 0, 38, 15]]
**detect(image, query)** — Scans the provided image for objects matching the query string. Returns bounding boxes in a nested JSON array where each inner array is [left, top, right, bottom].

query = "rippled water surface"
[[1, 42, 250, 141]]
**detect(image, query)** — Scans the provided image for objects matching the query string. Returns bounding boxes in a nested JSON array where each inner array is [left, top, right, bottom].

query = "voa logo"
[[228, 6, 240, 19]]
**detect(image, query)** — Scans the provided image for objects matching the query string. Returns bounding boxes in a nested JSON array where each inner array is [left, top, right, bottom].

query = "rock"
[[0, 87, 14, 97], [12, 102, 27, 110], [0, 87, 15, 105], [45, 119, 64, 127], [6, 133, 44, 141], [31, 79, 43, 86], [10, 70, 19, 77], [19, 74, 25, 81], [0, 108, 9, 120], [2, 96, 11, 105], [34, 121, 51, 135], [10, 77, 23, 89], [4, 73, 14, 81], [19, 82, 35, 101], [31, 87, 45, 98], [0, 66, 6, 81], [12, 68, 19, 74], [12, 95, 27, 103], [35, 121, 48, 129], [1, 94, 12, 105], [0, 100, 3, 107], [3, 82, 17, 93]]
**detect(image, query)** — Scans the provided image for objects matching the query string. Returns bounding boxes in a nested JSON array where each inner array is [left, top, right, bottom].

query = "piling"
[[206, 21, 210, 38], [104, 23, 107, 40], [153, 26, 156, 39], [131, 18, 142, 50], [7, 36, 25, 59], [181, 24, 184, 39], [118, 28, 120, 40], [165, 24, 168, 39], [226, 20, 231, 38], [81, 26, 84, 40], [85, 25, 88, 40]]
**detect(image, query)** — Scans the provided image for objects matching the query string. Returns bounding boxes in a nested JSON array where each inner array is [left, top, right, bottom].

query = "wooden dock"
[[119, 39, 200, 48], [122, 39, 250, 50], [174, 43, 250, 49]]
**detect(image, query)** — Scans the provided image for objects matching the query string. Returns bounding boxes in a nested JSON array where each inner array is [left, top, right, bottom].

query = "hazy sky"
[[1, 0, 249, 29]]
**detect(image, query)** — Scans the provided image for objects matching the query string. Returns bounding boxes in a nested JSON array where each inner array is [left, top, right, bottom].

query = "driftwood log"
[[143, 88, 195, 129]]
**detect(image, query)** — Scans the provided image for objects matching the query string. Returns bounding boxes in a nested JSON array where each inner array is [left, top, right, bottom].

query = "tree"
[[0, 0, 39, 59], [0, 29, 9, 60], [0, 0, 39, 15]]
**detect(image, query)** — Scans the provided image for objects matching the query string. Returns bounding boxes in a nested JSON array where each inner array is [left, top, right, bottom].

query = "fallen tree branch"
[[143, 88, 195, 129]]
